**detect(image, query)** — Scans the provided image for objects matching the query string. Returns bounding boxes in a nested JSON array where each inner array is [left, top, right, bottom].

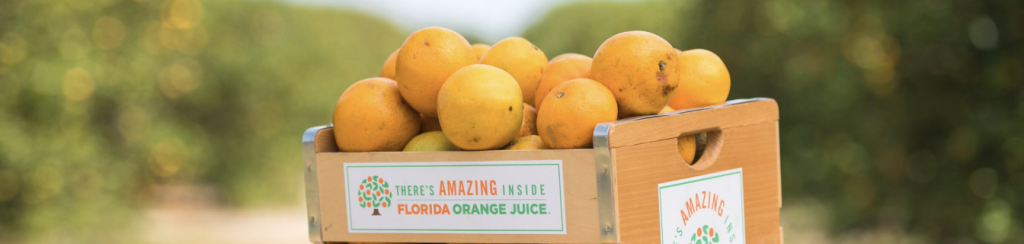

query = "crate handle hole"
[[678, 129, 724, 171]]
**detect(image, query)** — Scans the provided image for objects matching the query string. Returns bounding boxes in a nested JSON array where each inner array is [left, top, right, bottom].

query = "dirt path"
[[140, 206, 308, 244]]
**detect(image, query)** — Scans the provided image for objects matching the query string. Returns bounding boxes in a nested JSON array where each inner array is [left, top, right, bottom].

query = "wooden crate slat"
[[607, 99, 778, 149]]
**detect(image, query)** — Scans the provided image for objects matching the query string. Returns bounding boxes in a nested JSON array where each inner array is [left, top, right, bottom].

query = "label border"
[[657, 168, 745, 244], [343, 161, 566, 233]]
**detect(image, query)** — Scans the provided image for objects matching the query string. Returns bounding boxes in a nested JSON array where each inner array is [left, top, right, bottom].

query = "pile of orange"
[[332, 27, 731, 163]]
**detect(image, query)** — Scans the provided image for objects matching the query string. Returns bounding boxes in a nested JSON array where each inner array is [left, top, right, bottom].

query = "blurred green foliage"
[[0, 0, 403, 242], [526, 0, 1023, 243]]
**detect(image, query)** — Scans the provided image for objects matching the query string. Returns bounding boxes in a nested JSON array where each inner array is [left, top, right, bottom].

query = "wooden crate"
[[301, 98, 782, 244]]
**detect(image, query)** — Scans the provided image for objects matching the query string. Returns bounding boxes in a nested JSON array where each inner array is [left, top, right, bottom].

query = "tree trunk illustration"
[[360, 176, 391, 216]]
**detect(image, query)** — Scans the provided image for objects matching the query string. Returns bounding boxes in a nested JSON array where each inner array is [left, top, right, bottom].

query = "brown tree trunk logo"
[[357, 175, 392, 216]]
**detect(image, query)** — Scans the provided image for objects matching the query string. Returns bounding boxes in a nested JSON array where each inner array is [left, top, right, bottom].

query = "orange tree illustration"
[[358, 175, 392, 216], [689, 225, 719, 244]]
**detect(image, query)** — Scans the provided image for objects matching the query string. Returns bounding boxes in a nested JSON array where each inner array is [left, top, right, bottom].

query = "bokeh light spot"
[[159, 24, 194, 51], [63, 67, 95, 101], [968, 168, 997, 199], [149, 139, 187, 178], [0, 32, 28, 65], [969, 17, 998, 51], [766, 0, 804, 33], [93, 16, 127, 50], [161, 0, 204, 30], [842, 15, 902, 97], [156, 23, 208, 55], [158, 58, 202, 99], [976, 200, 1011, 243], [845, 33, 901, 95], [864, 66, 896, 95]]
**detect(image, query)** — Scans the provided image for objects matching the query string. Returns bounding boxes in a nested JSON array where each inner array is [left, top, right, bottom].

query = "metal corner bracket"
[[302, 125, 331, 243], [592, 123, 617, 243]]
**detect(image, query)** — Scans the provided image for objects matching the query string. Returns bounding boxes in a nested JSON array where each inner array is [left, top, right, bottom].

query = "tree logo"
[[676, 225, 725, 244], [357, 175, 392, 216], [671, 210, 737, 244]]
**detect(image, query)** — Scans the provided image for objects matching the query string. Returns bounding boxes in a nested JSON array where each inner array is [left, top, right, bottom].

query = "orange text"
[[438, 180, 497, 196], [397, 203, 451, 215], [680, 191, 725, 226]]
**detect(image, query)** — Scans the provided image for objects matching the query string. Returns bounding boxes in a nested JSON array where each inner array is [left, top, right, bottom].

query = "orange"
[[534, 54, 592, 108], [471, 43, 490, 60], [403, 131, 460, 151], [550, 53, 586, 63], [668, 49, 731, 110], [504, 135, 548, 150], [379, 48, 399, 79], [437, 64, 523, 150], [395, 27, 478, 117], [419, 113, 442, 133], [537, 78, 618, 149], [677, 134, 697, 164], [659, 105, 673, 114], [517, 103, 538, 138], [332, 78, 421, 152], [480, 37, 547, 107], [591, 31, 679, 118]]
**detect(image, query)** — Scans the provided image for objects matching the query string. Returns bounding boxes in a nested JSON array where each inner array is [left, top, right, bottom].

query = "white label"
[[658, 168, 745, 244], [343, 160, 566, 234]]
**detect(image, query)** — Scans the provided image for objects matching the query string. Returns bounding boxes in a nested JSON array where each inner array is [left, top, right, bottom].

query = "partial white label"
[[659, 168, 745, 244], [343, 160, 566, 234]]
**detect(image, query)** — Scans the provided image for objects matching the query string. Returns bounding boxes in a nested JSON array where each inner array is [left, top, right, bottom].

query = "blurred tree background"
[[0, 0, 1022, 243], [526, 0, 1023, 243], [0, 0, 404, 242]]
